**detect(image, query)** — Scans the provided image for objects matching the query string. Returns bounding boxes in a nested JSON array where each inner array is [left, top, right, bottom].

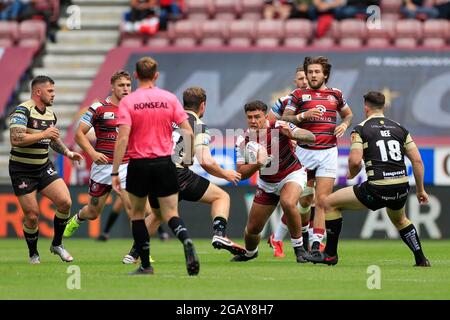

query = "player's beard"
[[41, 96, 53, 106], [308, 78, 325, 90]]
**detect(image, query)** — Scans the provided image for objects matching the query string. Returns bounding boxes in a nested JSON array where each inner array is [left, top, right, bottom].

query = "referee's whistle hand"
[[112, 176, 121, 194]]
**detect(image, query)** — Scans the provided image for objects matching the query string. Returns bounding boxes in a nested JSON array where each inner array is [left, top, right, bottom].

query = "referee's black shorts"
[[353, 181, 410, 211], [149, 167, 210, 209], [126, 156, 179, 200]]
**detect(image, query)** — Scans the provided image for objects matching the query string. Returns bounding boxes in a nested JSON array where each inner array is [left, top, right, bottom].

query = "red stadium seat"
[[394, 37, 418, 48], [199, 20, 227, 46], [0, 21, 19, 43], [339, 19, 367, 47], [395, 20, 423, 47], [214, 0, 240, 20], [366, 37, 391, 47], [17, 38, 41, 52], [172, 20, 200, 46], [185, 0, 215, 20], [422, 20, 448, 47], [146, 31, 172, 47], [19, 20, 46, 43], [0, 38, 14, 47], [120, 37, 143, 47], [228, 20, 255, 47], [311, 37, 336, 48], [255, 20, 284, 47], [284, 19, 313, 42], [381, 0, 403, 13], [240, 0, 263, 20]]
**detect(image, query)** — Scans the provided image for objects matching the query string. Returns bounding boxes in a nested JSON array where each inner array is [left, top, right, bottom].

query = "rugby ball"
[[245, 141, 261, 164]]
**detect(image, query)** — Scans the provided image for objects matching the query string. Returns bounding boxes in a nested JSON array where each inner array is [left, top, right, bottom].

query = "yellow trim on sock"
[[325, 209, 342, 221], [23, 224, 38, 234], [55, 210, 70, 219]]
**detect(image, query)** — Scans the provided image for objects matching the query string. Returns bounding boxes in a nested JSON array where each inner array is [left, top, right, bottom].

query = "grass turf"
[[0, 239, 449, 300]]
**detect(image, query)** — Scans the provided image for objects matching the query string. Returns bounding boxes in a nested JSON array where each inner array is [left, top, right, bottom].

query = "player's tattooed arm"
[[10, 127, 26, 145], [281, 108, 301, 125], [50, 138, 70, 155]]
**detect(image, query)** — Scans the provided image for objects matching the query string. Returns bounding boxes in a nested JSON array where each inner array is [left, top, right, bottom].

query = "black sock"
[[302, 231, 309, 251], [168, 216, 189, 244], [131, 220, 150, 268], [325, 218, 343, 257], [309, 207, 315, 225], [212, 216, 227, 237], [23, 229, 39, 257], [103, 210, 120, 234], [52, 216, 69, 246], [399, 224, 427, 264]]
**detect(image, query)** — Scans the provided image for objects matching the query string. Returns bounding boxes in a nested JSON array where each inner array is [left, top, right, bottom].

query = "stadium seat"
[[146, 31, 172, 47], [394, 37, 418, 48], [228, 20, 255, 47], [240, 0, 263, 20], [366, 37, 391, 48], [381, 0, 403, 13], [172, 20, 200, 46], [120, 37, 143, 47], [17, 38, 41, 52], [422, 20, 449, 47], [199, 20, 227, 46], [0, 21, 19, 43], [395, 20, 423, 47], [19, 20, 46, 43], [0, 38, 14, 47], [284, 19, 313, 47], [311, 37, 336, 48], [339, 19, 367, 47], [255, 20, 284, 47], [213, 0, 240, 20], [185, 0, 215, 20]]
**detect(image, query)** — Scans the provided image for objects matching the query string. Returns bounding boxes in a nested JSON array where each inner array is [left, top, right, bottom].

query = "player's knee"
[[246, 222, 262, 235], [56, 198, 72, 213], [24, 210, 39, 225], [280, 198, 297, 213], [391, 216, 409, 229]]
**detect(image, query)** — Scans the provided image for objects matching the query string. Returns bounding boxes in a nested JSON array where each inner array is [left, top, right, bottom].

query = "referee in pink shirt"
[[112, 57, 199, 276]]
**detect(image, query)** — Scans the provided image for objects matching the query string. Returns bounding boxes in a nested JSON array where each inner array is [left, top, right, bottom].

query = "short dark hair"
[[136, 57, 157, 80], [295, 66, 304, 73], [183, 87, 206, 112], [111, 70, 131, 84], [364, 91, 385, 109], [304, 56, 332, 83], [31, 75, 54, 89], [244, 100, 268, 113]]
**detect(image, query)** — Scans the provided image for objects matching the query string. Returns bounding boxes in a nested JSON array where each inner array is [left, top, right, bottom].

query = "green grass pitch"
[[1, 239, 449, 300]]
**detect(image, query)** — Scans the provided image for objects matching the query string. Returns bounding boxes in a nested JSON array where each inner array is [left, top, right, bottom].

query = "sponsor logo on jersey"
[[33, 120, 39, 128], [103, 112, 115, 119], [18, 181, 28, 189], [302, 94, 312, 101]]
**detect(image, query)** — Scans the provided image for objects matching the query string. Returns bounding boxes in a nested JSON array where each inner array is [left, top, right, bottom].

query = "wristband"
[[110, 172, 119, 176], [301, 112, 305, 120], [67, 151, 74, 158]]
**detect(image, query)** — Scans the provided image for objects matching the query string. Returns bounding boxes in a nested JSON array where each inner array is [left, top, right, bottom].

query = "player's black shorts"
[[9, 160, 60, 196], [126, 156, 179, 199], [149, 167, 210, 209], [353, 181, 410, 211]]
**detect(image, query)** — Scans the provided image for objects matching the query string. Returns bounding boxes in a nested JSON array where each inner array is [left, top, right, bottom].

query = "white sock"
[[245, 248, 258, 257], [76, 211, 85, 224], [312, 233, 324, 244], [291, 237, 303, 248], [274, 222, 288, 242], [308, 227, 314, 243]]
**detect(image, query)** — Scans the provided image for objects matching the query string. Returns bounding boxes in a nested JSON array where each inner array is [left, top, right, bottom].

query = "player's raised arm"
[[275, 120, 316, 144], [335, 104, 353, 138]]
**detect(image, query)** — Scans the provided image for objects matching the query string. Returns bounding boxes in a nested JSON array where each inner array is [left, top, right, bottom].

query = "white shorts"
[[295, 146, 338, 179], [257, 167, 307, 196], [90, 162, 128, 189]]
